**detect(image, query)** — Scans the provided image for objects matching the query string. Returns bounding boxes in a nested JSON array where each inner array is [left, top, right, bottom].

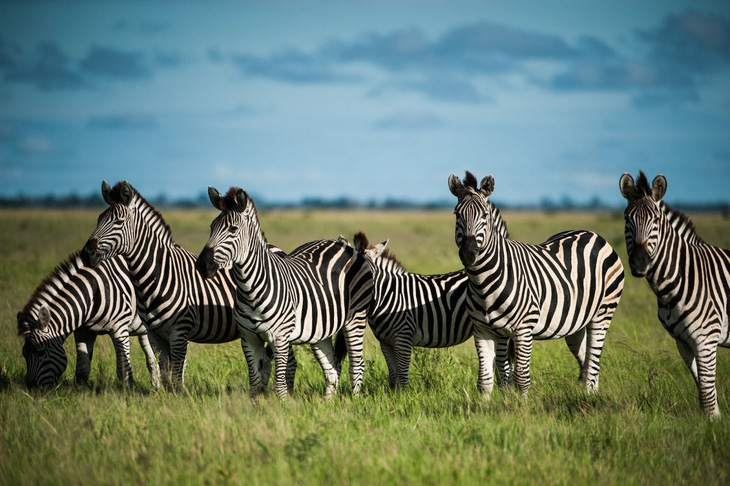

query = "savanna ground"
[[1, 207, 729, 485]]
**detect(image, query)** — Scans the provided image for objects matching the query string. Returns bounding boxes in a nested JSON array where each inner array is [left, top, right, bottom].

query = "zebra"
[[79, 180, 292, 390], [196, 186, 373, 399], [347, 202, 512, 389], [17, 252, 160, 389], [449, 171, 624, 398], [620, 171, 729, 418]]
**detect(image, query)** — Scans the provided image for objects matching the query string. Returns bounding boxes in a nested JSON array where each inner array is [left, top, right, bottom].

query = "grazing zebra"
[[79, 181, 292, 390], [449, 171, 624, 397], [620, 171, 729, 418], [348, 204, 513, 389], [17, 253, 160, 389], [196, 187, 373, 399]]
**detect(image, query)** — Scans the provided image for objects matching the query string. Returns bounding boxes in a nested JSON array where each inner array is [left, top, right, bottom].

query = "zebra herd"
[[16, 170, 729, 419]]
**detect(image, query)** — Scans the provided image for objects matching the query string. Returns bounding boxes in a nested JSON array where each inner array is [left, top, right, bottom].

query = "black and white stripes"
[[350, 200, 512, 389], [620, 171, 730, 418], [197, 187, 373, 398], [449, 171, 625, 397], [17, 253, 159, 388], [80, 181, 256, 389]]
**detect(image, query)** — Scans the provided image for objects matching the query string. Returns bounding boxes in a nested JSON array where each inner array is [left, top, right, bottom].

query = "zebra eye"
[[229, 225, 239, 234]]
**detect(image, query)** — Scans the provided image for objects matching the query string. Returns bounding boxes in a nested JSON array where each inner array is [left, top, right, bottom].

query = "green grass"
[[1, 208, 729, 485]]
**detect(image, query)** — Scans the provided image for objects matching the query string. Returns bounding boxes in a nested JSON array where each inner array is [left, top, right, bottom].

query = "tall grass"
[[1, 208, 728, 485]]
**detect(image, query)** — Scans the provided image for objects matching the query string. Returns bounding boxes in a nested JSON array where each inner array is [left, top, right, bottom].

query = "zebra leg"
[[473, 327, 497, 398], [138, 334, 161, 390], [311, 338, 340, 399], [582, 317, 612, 394], [285, 345, 297, 394], [239, 331, 270, 396], [393, 334, 413, 389], [109, 328, 134, 387], [73, 327, 97, 385], [271, 337, 292, 399], [564, 328, 587, 382], [169, 334, 189, 391], [675, 338, 699, 383], [513, 329, 534, 397], [341, 310, 368, 396], [379, 341, 398, 389], [149, 332, 171, 391], [495, 337, 513, 389], [694, 342, 721, 419]]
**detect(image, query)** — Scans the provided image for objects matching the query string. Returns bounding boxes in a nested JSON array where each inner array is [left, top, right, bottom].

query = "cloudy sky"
[[1, 1, 729, 206]]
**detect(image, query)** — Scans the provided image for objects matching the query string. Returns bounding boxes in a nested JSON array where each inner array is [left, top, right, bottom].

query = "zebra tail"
[[507, 338, 515, 365]]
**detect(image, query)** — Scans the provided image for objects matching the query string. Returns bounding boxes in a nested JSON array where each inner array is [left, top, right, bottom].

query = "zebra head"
[[17, 304, 67, 388], [449, 171, 495, 267], [81, 181, 138, 267], [619, 171, 667, 278], [197, 186, 256, 278]]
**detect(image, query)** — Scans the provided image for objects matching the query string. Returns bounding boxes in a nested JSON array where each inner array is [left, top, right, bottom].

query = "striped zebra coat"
[[449, 171, 624, 397], [80, 181, 287, 390], [197, 187, 373, 398], [17, 253, 159, 388], [348, 203, 512, 389], [620, 171, 729, 418]]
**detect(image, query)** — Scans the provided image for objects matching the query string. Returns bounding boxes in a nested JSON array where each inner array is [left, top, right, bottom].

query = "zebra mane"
[[109, 182, 174, 245], [634, 171, 652, 197], [218, 187, 268, 242], [18, 252, 84, 335], [377, 248, 407, 272], [489, 200, 509, 239], [219, 187, 259, 214], [660, 201, 705, 244], [463, 171, 478, 190]]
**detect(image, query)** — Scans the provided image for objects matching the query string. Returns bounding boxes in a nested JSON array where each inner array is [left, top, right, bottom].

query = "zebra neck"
[[134, 196, 174, 246], [27, 265, 94, 340], [124, 224, 178, 306], [233, 238, 278, 295], [645, 219, 687, 301], [466, 234, 509, 291]]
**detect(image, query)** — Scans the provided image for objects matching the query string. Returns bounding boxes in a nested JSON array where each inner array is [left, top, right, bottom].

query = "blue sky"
[[1, 1, 729, 206]]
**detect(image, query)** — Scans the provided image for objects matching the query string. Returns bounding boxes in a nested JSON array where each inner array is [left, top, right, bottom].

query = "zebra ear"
[[353, 232, 369, 253], [652, 174, 667, 202], [36, 305, 50, 330], [119, 181, 134, 206], [372, 239, 389, 257], [448, 174, 466, 199], [101, 180, 114, 205], [619, 173, 637, 201], [208, 187, 224, 210], [235, 189, 250, 213], [480, 175, 494, 197], [336, 235, 350, 246]]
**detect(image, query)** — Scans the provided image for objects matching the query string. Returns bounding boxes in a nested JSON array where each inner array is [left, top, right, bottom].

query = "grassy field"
[[1, 207, 729, 485]]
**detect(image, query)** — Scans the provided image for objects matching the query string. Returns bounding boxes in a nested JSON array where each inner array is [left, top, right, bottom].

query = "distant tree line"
[[1, 192, 729, 214]]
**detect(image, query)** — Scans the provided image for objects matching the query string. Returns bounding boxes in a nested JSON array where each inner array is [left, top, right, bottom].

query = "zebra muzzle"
[[459, 235, 479, 267], [628, 246, 650, 278], [80, 239, 102, 267], [196, 246, 219, 278]]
